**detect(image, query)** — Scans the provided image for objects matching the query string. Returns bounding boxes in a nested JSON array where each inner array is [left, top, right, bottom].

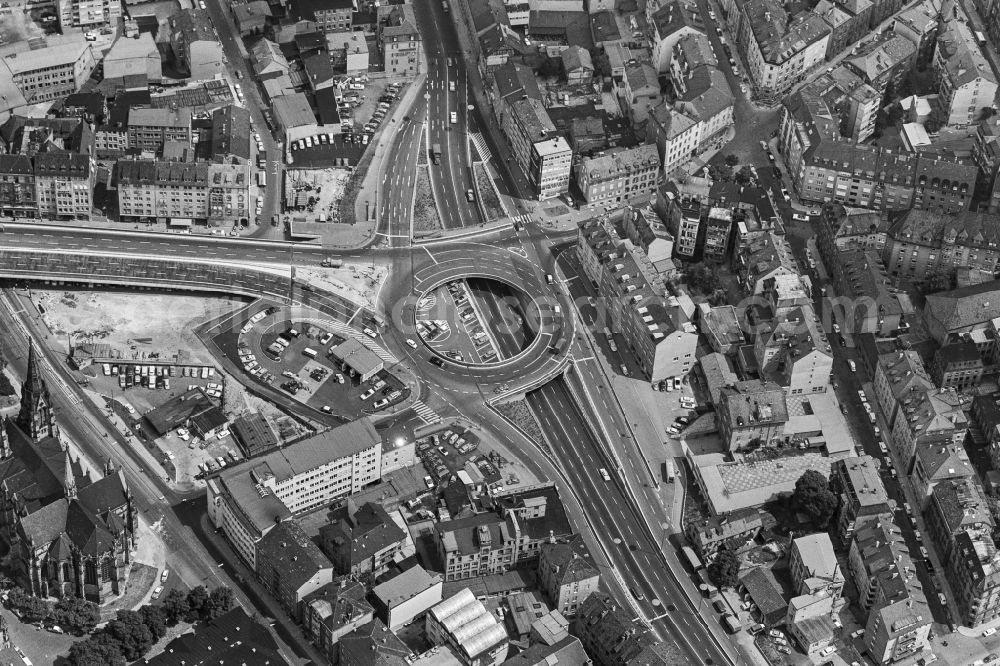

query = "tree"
[[204, 586, 236, 621], [686, 263, 722, 295], [105, 610, 154, 661], [52, 596, 101, 635], [724, 154, 739, 167], [707, 547, 741, 589], [7, 587, 51, 623], [535, 56, 562, 79], [139, 605, 167, 642], [67, 638, 127, 666], [185, 585, 210, 622], [593, 52, 611, 79], [0, 573, 13, 590], [791, 469, 838, 528], [734, 166, 754, 185], [160, 588, 189, 626]]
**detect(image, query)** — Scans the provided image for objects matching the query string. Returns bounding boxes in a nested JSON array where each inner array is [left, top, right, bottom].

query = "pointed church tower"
[[104, 457, 115, 477], [63, 453, 77, 500], [16, 340, 56, 442]]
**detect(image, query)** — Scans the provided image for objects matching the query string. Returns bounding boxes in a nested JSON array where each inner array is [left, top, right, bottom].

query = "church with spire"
[[0, 341, 136, 603]]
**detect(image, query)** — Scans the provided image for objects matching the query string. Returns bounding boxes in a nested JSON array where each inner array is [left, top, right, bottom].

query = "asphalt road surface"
[[412, 0, 483, 229], [528, 379, 731, 664]]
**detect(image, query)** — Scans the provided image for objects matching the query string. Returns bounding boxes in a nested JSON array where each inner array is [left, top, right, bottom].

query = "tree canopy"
[[791, 470, 838, 528], [707, 547, 741, 589]]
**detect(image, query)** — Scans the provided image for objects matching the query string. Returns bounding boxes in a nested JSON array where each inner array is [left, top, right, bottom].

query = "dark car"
[[713, 599, 727, 613], [429, 356, 447, 368]]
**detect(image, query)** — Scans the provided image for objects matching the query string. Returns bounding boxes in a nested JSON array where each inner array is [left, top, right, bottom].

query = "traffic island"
[[413, 165, 443, 235]]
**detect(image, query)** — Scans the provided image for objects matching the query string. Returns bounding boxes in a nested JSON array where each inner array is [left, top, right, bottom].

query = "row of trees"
[[5, 587, 101, 635], [66, 586, 235, 666]]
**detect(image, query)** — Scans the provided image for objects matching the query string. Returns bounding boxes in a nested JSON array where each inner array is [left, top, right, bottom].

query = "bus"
[[303, 348, 318, 358], [662, 459, 675, 483], [975, 30, 987, 46], [257, 170, 266, 187], [682, 545, 704, 572]]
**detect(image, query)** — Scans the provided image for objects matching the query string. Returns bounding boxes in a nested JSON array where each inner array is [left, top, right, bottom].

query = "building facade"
[[574, 144, 660, 209], [1, 42, 96, 104]]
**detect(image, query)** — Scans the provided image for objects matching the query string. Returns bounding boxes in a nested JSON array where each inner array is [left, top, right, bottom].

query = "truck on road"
[[321, 258, 343, 268], [431, 143, 441, 164]]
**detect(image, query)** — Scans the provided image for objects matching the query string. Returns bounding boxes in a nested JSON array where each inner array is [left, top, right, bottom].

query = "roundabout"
[[376, 241, 576, 390]]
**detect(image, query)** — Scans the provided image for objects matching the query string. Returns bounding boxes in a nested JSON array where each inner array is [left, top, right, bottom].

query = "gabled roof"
[[926, 281, 1000, 331]]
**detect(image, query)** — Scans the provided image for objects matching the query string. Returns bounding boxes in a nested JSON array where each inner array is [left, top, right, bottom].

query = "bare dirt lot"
[[37, 290, 243, 360]]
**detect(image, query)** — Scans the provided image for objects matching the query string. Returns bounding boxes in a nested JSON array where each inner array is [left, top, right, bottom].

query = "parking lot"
[[288, 79, 407, 167], [413, 424, 513, 492], [242, 317, 408, 418], [419, 280, 499, 364]]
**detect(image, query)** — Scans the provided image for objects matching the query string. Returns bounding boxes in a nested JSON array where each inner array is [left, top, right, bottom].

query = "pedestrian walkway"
[[470, 131, 492, 163], [411, 400, 440, 424]]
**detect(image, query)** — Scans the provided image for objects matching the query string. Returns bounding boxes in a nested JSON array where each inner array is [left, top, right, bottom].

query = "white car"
[[450, 111, 457, 124], [879, 441, 888, 454], [152, 586, 164, 600], [406, 339, 418, 348], [600, 468, 611, 482], [217, 429, 230, 439], [363, 327, 377, 338]]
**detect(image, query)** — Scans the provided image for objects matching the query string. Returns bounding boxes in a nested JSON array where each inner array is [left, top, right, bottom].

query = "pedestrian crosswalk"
[[411, 400, 440, 424], [470, 132, 492, 163], [510, 214, 531, 227]]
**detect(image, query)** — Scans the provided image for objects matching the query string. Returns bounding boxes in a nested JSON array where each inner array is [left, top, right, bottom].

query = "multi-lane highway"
[[412, 0, 483, 229], [528, 380, 731, 663]]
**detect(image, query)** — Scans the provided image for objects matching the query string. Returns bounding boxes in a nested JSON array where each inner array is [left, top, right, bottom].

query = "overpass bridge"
[[0, 248, 376, 327]]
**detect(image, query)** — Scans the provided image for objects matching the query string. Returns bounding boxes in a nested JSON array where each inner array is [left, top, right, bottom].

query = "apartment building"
[[34, 153, 94, 220], [1, 42, 96, 104], [537, 540, 601, 618], [649, 0, 704, 73], [754, 304, 833, 395], [790, 533, 844, 599], [646, 103, 701, 177], [892, 0, 939, 62], [873, 352, 934, 429], [574, 144, 659, 209], [300, 0, 354, 33], [127, 107, 192, 153], [577, 218, 699, 381], [948, 531, 1000, 627], [779, 91, 979, 211], [685, 510, 762, 561], [0, 155, 36, 218], [58, 0, 121, 28], [934, 20, 998, 128], [979, 0, 1000, 50], [677, 66, 737, 152], [621, 205, 676, 276], [842, 34, 916, 93], [657, 182, 702, 257], [116, 160, 249, 225], [319, 501, 407, 581], [205, 419, 382, 569], [669, 33, 717, 94], [923, 477, 1000, 627], [847, 515, 931, 666], [813, 0, 871, 58], [574, 592, 686, 665], [168, 10, 226, 80], [737, 230, 799, 294], [618, 62, 662, 126], [932, 340, 984, 390], [302, 579, 374, 662], [926, 478, 992, 561], [717, 380, 788, 452], [830, 455, 891, 543], [923, 282, 1000, 346], [737, 0, 831, 96], [378, 3, 422, 76], [256, 521, 334, 621], [973, 118, 1000, 214], [888, 387, 967, 466], [434, 486, 571, 582], [882, 209, 1000, 284], [502, 97, 571, 200]]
